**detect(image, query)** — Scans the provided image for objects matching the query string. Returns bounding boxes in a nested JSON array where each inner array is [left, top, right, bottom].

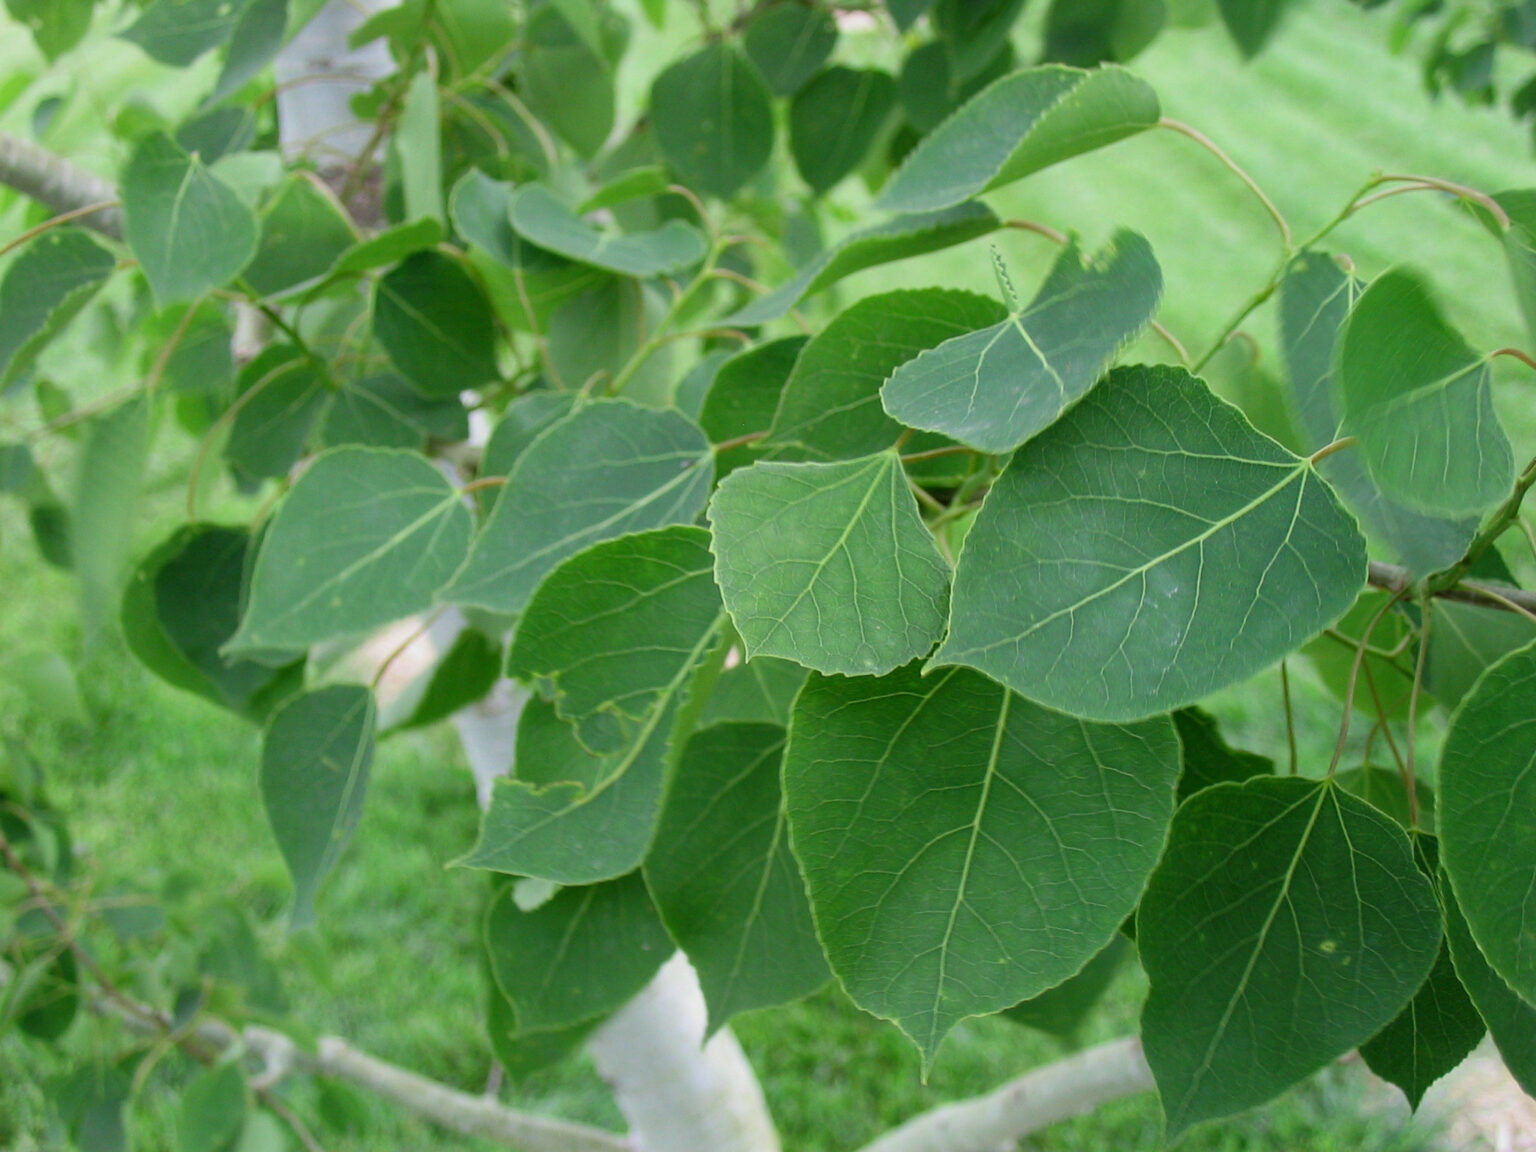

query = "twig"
[[1403, 596, 1430, 828], [0, 133, 122, 237], [1280, 661, 1298, 776], [0, 199, 121, 259], [855, 1037, 1152, 1152], [1160, 118, 1292, 251], [1368, 561, 1536, 618]]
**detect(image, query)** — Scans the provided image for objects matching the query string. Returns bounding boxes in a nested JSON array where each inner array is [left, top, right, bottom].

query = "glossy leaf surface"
[[1439, 639, 1536, 1004], [230, 448, 473, 654], [446, 401, 714, 616], [1337, 268, 1512, 518], [709, 452, 950, 676], [646, 723, 828, 1029], [483, 874, 673, 1031], [122, 133, 257, 304], [260, 685, 376, 928], [938, 365, 1366, 722], [1139, 778, 1441, 1135], [878, 65, 1160, 214], [786, 662, 1180, 1065], [882, 230, 1161, 453]]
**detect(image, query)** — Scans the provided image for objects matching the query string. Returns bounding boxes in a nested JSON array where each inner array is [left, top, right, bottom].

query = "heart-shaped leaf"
[[883, 230, 1161, 453], [938, 365, 1366, 722], [786, 661, 1180, 1067], [877, 65, 1160, 214]]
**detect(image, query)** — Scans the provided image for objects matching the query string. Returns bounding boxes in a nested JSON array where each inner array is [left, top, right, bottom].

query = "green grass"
[[5, 0, 1535, 1148]]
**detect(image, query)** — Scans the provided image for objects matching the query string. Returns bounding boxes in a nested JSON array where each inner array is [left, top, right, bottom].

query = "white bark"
[[856, 1036, 1154, 1152], [311, 1035, 632, 1152], [0, 132, 120, 235], [274, 0, 398, 165], [587, 953, 782, 1152]]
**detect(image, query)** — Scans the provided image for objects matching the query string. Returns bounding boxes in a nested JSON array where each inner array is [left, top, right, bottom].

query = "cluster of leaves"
[[3, 0, 1536, 1147], [1350, 0, 1536, 145]]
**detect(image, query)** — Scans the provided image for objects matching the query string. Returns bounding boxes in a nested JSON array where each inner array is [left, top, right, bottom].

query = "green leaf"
[[1495, 189, 1536, 349], [514, 695, 610, 792], [1439, 638, 1536, 1004], [886, 0, 934, 31], [699, 337, 805, 477], [651, 44, 775, 200], [177, 1061, 246, 1152], [766, 288, 1005, 461], [451, 171, 567, 273], [120, 0, 247, 66], [1303, 589, 1416, 719], [646, 723, 829, 1029], [373, 251, 500, 397], [785, 662, 1180, 1065], [74, 396, 152, 635], [700, 657, 806, 727], [390, 627, 502, 731], [48, 1062, 131, 1152], [225, 345, 329, 479], [1172, 707, 1271, 803], [1139, 777, 1441, 1136], [790, 67, 896, 196], [937, 365, 1366, 723], [177, 107, 256, 164], [0, 228, 115, 390], [743, 3, 837, 96], [321, 372, 468, 451], [545, 279, 663, 397], [1336, 268, 1513, 518], [519, 0, 613, 157], [1444, 880, 1536, 1099], [899, 38, 1016, 136], [1360, 839, 1484, 1110], [882, 230, 1162, 453], [933, 0, 1029, 81], [463, 528, 724, 883], [578, 166, 673, 214], [395, 69, 444, 226], [229, 447, 473, 654], [242, 174, 358, 299], [480, 392, 578, 481], [444, 401, 714, 616], [709, 452, 951, 676], [5, 0, 92, 59], [260, 685, 375, 929], [508, 526, 723, 746], [485, 985, 597, 1079], [876, 65, 1160, 214], [1003, 934, 1129, 1039], [1423, 599, 1536, 710], [1042, 0, 1169, 65], [122, 132, 258, 305], [329, 217, 444, 276], [154, 303, 235, 394], [210, 0, 287, 105], [725, 204, 1001, 327], [122, 525, 304, 720], [1336, 764, 1434, 831], [1216, 0, 1295, 56], [509, 185, 708, 277], [484, 873, 673, 1031]]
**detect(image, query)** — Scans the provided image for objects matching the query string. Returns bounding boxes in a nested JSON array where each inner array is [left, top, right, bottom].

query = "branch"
[[1368, 560, 1536, 617], [0, 134, 121, 237], [309, 1036, 631, 1152], [0, 953, 630, 1152], [855, 1036, 1153, 1152]]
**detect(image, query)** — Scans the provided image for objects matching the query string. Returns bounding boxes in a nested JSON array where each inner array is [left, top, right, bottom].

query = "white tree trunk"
[[587, 953, 782, 1152], [274, 0, 398, 166]]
